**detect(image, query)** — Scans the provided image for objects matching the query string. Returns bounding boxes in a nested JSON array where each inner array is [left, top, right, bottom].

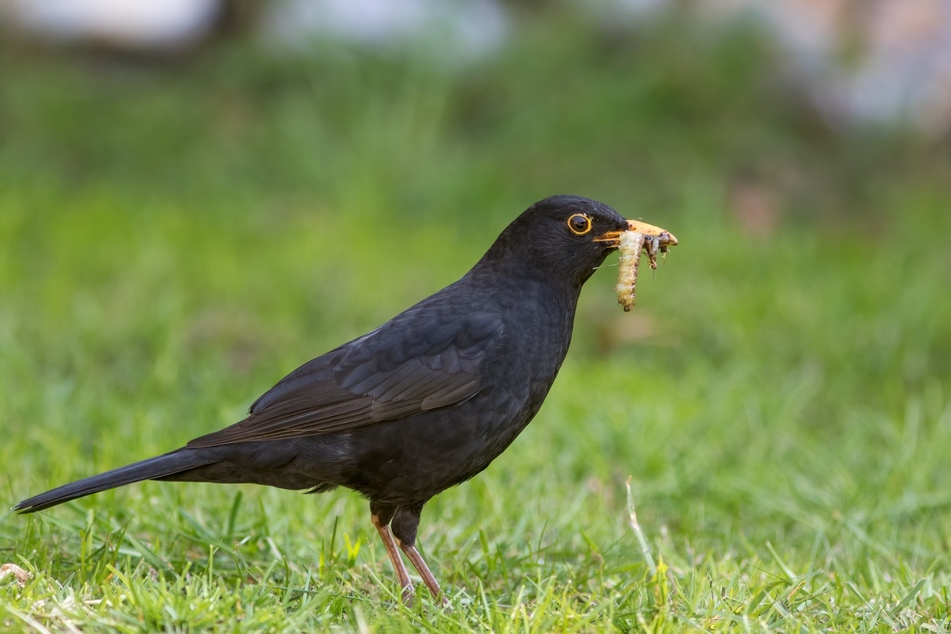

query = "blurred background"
[[2, 0, 951, 624], [3, 0, 949, 334]]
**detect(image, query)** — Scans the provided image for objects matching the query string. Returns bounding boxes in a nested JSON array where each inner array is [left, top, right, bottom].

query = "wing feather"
[[187, 304, 503, 448]]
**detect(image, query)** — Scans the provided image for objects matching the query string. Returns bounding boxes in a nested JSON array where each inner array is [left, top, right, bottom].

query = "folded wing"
[[187, 305, 504, 447]]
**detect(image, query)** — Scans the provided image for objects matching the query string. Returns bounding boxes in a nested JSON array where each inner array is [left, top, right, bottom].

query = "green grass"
[[2, 13, 951, 632]]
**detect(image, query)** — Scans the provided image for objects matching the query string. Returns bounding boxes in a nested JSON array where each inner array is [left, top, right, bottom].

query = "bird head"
[[481, 195, 677, 288]]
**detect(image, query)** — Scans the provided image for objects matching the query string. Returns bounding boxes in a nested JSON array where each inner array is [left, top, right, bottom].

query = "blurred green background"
[[2, 4, 951, 631]]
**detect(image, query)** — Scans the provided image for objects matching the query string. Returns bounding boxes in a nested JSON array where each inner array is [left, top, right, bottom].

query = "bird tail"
[[14, 449, 216, 514]]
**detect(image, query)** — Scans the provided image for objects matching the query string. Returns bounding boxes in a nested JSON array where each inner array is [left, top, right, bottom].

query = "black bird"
[[15, 195, 677, 602]]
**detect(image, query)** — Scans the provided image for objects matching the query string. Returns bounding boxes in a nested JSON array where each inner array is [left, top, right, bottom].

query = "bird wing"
[[185, 305, 504, 448]]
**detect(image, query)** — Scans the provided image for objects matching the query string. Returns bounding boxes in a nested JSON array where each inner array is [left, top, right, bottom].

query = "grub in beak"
[[607, 220, 678, 312]]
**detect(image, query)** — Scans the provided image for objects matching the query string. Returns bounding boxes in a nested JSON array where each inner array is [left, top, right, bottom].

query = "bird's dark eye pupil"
[[568, 214, 590, 234]]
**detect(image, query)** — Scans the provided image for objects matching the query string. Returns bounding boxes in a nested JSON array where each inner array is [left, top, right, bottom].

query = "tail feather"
[[14, 449, 216, 514]]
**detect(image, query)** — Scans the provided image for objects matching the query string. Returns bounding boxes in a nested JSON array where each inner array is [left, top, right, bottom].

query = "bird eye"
[[567, 213, 592, 235]]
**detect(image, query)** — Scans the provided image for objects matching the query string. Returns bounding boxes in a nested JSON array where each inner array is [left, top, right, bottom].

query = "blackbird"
[[15, 195, 677, 603]]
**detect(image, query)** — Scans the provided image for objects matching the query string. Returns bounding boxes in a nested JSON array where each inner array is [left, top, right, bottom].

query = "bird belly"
[[334, 385, 542, 505]]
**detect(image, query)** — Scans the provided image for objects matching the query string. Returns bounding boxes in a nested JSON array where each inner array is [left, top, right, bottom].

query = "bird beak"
[[594, 220, 679, 249]]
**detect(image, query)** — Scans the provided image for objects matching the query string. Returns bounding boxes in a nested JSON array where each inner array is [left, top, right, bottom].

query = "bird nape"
[[15, 195, 678, 604]]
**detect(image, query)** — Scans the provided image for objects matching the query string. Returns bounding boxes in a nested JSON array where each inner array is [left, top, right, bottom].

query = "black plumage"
[[15, 195, 677, 602]]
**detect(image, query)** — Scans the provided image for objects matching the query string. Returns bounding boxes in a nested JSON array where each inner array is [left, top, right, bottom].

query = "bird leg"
[[392, 505, 447, 603], [369, 502, 414, 604]]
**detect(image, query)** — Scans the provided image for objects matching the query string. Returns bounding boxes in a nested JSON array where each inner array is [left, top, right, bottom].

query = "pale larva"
[[615, 231, 646, 312], [603, 220, 678, 311]]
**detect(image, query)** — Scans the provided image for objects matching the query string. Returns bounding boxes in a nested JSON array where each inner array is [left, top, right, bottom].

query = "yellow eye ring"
[[567, 213, 592, 235]]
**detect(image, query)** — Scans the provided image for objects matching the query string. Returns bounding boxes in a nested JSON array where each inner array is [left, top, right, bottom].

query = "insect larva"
[[615, 231, 646, 312], [613, 222, 677, 311]]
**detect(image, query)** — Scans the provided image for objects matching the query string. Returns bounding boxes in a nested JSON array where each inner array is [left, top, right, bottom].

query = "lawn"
[[2, 14, 951, 632]]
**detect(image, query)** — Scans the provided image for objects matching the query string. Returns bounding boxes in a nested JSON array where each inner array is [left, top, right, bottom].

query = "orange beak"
[[594, 219, 679, 249]]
